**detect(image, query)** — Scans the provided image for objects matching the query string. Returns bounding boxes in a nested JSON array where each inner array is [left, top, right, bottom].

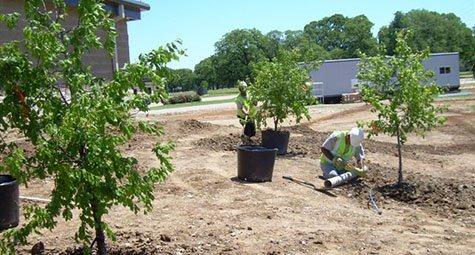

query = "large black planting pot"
[[0, 175, 19, 231], [237, 145, 277, 182], [261, 129, 290, 155]]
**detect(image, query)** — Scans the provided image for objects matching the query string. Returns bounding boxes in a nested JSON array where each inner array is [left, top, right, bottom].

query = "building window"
[[439, 67, 451, 74]]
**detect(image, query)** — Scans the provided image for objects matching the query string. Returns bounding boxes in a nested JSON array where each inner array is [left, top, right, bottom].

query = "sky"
[[128, 0, 475, 70]]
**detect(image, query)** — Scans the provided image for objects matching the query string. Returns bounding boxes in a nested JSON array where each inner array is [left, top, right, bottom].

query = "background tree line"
[[166, 10, 475, 92]]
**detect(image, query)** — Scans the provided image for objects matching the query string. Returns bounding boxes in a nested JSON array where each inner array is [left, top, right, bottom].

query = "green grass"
[[436, 91, 473, 102], [203, 87, 239, 97], [460, 71, 474, 79], [150, 98, 235, 110], [436, 94, 472, 101]]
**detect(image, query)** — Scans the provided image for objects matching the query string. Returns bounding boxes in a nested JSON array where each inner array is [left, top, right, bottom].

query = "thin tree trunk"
[[274, 118, 278, 132], [396, 126, 403, 186], [91, 199, 107, 255]]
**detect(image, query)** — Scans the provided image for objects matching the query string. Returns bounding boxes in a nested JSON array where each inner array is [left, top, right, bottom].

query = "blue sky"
[[128, 0, 475, 70]]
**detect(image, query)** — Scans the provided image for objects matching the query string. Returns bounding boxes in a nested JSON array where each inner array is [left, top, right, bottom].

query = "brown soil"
[[194, 123, 475, 219], [7, 96, 475, 254]]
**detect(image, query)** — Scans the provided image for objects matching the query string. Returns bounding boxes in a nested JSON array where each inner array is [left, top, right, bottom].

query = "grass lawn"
[[203, 87, 239, 97], [460, 71, 474, 79], [150, 98, 235, 110]]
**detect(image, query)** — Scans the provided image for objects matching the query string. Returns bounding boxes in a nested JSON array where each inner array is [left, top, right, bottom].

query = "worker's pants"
[[320, 163, 345, 180]]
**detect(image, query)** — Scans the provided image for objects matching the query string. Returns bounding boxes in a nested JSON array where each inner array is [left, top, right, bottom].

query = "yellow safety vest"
[[235, 95, 246, 119], [320, 131, 355, 165]]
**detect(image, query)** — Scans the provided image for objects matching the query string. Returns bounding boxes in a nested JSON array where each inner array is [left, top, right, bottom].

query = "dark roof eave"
[[109, 0, 150, 11]]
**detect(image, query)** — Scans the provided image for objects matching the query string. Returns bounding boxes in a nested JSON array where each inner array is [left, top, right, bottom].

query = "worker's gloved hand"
[[352, 166, 368, 177], [332, 157, 346, 170]]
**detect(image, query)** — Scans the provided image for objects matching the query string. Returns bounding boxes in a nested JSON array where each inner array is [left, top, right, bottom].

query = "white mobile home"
[[310, 52, 460, 102]]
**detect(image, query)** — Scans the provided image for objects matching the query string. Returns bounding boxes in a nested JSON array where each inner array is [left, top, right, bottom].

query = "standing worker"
[[235, 81, 256, 144], [320, 127, 366, 179]]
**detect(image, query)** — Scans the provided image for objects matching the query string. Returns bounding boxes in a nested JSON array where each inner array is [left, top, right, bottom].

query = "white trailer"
[[309, 52, 460, 103]]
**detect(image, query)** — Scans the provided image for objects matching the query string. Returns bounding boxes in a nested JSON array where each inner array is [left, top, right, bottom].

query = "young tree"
[[249, 50, 313, 131], [357, 30, 445, 186], [0, 1, 182, 254]]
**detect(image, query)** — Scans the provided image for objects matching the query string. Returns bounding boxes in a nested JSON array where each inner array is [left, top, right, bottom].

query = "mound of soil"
[[193, 125, 328, 156], [194, 133, 240, 151], [343, 163, 475, 218], [194, 132, 262, 151], [180, 119, 214, 131]]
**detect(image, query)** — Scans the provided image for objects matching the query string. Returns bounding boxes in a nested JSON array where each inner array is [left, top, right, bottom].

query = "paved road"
[[201, 94, 237, 102], [460, 78, 474, 84], [142, 101, 236, 116], [146, 94, 237, 109]]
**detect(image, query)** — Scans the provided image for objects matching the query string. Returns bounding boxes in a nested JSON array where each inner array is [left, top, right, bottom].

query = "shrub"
[[306, 94, 318, 106], [166, 91, 201, 104]]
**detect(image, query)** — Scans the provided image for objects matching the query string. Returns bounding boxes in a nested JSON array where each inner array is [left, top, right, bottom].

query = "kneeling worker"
[[320, 127, 366, 179]]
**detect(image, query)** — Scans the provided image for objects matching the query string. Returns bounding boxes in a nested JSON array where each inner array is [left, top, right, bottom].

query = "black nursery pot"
[[237, 145, 277, 182], [261, 129, 290, 155], [0, 175, 19, 231]]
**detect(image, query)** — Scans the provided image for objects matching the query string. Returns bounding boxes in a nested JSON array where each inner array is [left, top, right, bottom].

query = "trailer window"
[[439, 67, 451, 74]]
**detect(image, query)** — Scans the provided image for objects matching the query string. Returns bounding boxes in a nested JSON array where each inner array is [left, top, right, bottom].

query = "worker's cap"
[[349, 127, 364, 147]]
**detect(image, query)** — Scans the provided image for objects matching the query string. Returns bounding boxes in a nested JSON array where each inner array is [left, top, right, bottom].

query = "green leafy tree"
[[0, 1, 182, 254], [214, 29, 274, 86], [282, 30, 305, 50], [194, 56, 219, 89], [357, 30, 446, 186], [265, 30, 285, 60], [200, 80, 209, 90], [378, 10, 475, 74], [167, 68, 196, 92], [292, 36, 329, 63], [266, 30, 329, 62], [249, 50, 313, 131], [304, 14, 378, 58]]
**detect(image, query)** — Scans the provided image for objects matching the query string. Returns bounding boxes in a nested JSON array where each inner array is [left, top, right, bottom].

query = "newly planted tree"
[[249, 50, 313, 131], [248, 50, 314, 155], [357, 30, 445, 186], [0, 1, 182, 254]]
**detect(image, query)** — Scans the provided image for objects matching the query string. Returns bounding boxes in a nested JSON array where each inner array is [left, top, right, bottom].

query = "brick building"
[[0, 0, 150, 79]]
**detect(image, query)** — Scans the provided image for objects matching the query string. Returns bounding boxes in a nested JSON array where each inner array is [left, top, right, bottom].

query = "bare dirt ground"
[[10, 93, 475, 254]]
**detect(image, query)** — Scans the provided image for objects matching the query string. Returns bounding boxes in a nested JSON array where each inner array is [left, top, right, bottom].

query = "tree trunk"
[[91, 199, 107, 255], [274, 118, 278, 132], [396, 126, 403, 186]]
